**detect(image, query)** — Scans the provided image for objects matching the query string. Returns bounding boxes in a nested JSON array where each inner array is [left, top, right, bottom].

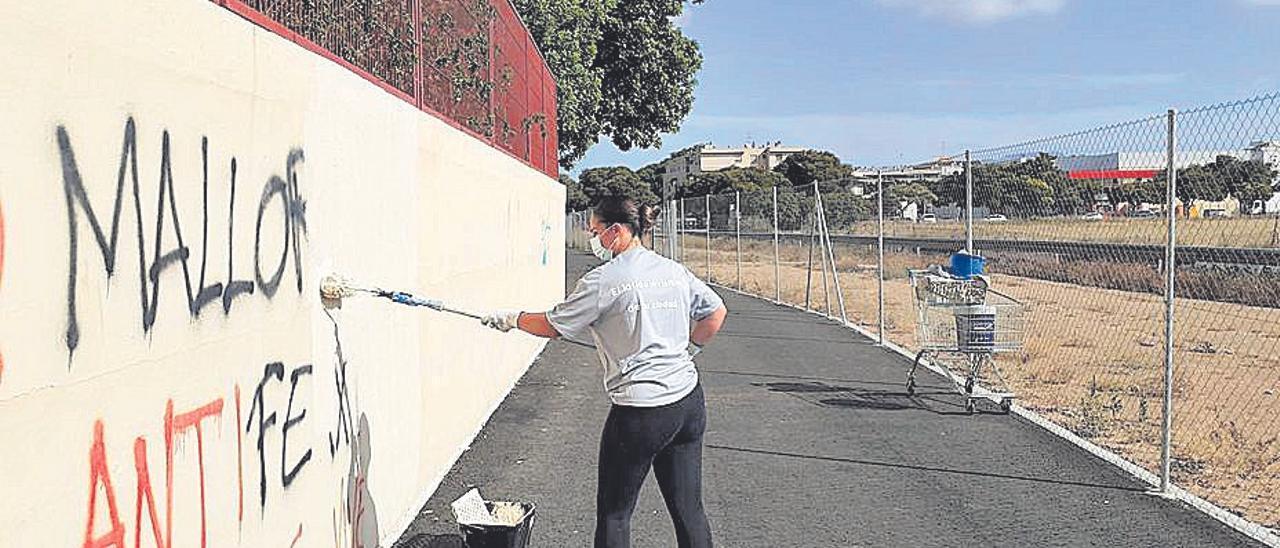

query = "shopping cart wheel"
[[964, 398, 975, 415]]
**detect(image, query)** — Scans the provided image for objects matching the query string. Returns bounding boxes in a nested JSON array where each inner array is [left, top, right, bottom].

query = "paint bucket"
[[954, 305, 996, 352], [458, 502, 536, 548], [948, 250, 986, 280]]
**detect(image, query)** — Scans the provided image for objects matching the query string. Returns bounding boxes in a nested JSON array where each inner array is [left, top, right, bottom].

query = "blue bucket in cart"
[[949, 251, 986, 280]]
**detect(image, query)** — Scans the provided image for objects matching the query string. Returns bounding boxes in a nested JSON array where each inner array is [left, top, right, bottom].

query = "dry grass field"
[[669, 234, 1280, 529], [810, 215, 1280, 248]]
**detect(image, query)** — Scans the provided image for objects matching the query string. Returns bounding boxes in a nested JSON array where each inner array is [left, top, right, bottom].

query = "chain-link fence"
[[569, 91, 1280, 542], [565, 210, 590, 252], [1172, 96, 1280, 529], [964, 115, 1175, 494], [215, 0, 559, 177]]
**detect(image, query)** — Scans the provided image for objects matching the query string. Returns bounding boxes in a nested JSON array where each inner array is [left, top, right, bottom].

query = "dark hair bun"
[[593, 196, 659, 237], [639, 203, 659, 233]]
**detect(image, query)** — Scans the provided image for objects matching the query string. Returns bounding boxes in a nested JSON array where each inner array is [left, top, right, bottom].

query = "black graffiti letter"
[[254, 176, 290, 298], [57, 120, 138, 355], [282, 365, 313, 487], [146, 130, 193, 330], [192, 136, 224, 315], [223, 157, 255, 313], [329, 355, 353, 457], [286, 149, 306, 294], [246, 362, 284, 507]]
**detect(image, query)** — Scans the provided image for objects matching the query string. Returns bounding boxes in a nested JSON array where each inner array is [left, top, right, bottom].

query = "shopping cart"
[[905, 269, 1026, 414]]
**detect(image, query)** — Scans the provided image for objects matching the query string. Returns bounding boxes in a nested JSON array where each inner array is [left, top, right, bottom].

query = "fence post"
[[877, 170, 886, 345], [671, 198, 679, 258], [965, 150, 974, 253], [815, 184, 832, 318], [680, 198, 686, 263], [705, 194, 712, 281], [773, 185, 780, 303], [735, 190, 742, 290], [1161, 108, 1179, 494], [805, 187, 816, 310], [818, 188, 848, 325]]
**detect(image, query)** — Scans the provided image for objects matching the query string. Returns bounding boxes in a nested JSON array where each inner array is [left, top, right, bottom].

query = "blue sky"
[[571, 0, 1280, 175]]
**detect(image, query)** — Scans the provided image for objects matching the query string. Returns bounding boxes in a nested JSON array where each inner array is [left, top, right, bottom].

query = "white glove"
[[688, 342, 704, 358], [481, 310, 521, 332]]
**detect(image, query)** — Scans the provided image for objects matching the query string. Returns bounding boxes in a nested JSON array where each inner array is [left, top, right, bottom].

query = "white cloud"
[[876, 0, 1067, 23]]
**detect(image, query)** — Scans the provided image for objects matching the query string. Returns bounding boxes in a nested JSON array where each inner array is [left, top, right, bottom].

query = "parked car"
[[1203, 208, 1231, 219], [920, 213, 937, 224], [1133, 210, 1157, 219], [983, 213, 1008, 222], [1081, 211, 1105, 221]]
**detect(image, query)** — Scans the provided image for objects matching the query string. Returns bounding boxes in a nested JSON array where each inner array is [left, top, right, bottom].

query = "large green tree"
[[577, 166, 660, 205], [1152, 155, 1276, 214], [820, 192, 872, 230], [773, 150, 854, 193], [514, 0, 704, 169], [635, 163, 665, 201], [685, 167, 787, 197], [932, 153, 1072, 217], [883, 182, 938, 215], [562, 175, 592, 212]]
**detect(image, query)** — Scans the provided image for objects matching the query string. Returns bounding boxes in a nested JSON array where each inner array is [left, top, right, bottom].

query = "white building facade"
[[659, 142, 807, 190]]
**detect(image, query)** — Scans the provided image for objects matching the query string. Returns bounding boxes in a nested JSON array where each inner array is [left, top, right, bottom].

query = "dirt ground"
[[832, 215, 1280, 248], [670, 234, 1280, 529]]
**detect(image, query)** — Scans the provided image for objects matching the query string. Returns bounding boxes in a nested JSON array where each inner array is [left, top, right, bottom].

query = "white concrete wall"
[[0, 0, 564, 546]]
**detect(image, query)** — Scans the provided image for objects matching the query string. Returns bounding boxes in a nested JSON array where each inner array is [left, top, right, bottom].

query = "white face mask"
[[589, 235, 614, 261], [589, 224, 618, 261]]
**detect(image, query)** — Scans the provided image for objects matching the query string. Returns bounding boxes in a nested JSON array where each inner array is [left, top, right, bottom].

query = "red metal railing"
[[214, 0, 558, 178]]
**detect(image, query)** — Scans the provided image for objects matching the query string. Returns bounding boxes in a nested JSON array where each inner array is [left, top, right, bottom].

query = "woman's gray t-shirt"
[[546, 248, 724, 407]]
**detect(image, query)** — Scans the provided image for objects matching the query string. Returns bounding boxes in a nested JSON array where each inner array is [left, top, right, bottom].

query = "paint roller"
[[319, 274, 482, 319]]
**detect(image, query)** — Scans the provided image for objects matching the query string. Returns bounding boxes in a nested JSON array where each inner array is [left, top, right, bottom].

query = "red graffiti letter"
[[133, 438, 167, 548], [171, 399, 223, 548], [235, 384, 244, 525], [84, 421, 125, 548]]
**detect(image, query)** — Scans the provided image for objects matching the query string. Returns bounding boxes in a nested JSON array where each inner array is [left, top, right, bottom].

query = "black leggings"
[[595, 384, 712, 548]]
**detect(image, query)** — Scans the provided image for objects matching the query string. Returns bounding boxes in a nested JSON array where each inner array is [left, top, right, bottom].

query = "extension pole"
[[1161, 109, 1179, 493], [877, 170, 886, 345]]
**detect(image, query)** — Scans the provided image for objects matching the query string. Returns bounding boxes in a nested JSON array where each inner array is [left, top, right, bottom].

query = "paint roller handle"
[[388, 291, 443, 309]]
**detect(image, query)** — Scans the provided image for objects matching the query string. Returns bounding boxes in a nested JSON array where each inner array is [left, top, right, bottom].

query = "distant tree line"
[[931, 152, 1277, 218], [562, 149, 1277, 225]]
